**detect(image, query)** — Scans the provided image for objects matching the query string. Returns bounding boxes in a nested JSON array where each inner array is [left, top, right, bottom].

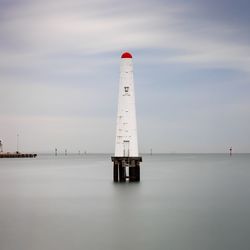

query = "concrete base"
[[111, 157, 142, 182]]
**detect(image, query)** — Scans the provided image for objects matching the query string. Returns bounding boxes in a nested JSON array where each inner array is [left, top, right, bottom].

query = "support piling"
[[112, 157, 142, 182]]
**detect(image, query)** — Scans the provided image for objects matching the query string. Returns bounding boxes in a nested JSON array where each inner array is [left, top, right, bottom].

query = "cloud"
[[1, 0, 250, 73], [1, 0, 250, 152], [0, 0, 248, 73]]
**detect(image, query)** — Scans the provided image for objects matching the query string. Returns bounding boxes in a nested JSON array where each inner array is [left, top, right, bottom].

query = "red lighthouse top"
[[121, 52, 132, 58]]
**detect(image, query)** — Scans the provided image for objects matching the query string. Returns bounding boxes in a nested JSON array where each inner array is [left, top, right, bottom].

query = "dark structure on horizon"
[[0, 139, 37, 158]]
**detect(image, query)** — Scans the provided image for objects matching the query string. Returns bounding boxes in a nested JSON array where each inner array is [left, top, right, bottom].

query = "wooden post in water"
[[0, 140, 3, 153], [112, 157, 142, 182], [113, 161, 119, 182]]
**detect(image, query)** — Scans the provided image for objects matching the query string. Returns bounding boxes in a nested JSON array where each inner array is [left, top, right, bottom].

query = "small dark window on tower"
[[124, 86, 129, 92]]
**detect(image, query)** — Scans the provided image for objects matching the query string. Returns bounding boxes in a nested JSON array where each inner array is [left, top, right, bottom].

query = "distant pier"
[[0, 138, 37, 158], [0, 152, 37, 158]]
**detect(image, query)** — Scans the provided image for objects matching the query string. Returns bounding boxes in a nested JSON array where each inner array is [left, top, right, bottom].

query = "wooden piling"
[[119, 163, 125, 182], [111, 156, 142, 182], [113, 162, 118, 182], [129, 167, 136, 182]]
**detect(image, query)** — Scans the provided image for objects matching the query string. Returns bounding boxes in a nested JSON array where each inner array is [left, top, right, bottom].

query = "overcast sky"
[[0, 0, 250, 153]]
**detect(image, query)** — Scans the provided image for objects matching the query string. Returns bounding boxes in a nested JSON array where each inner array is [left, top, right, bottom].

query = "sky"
[[0, 0, 250, 153]]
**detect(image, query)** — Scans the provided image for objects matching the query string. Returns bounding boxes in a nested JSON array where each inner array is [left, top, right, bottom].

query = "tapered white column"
[[112, 52, 142, 182], [115, 52, 139, 157]]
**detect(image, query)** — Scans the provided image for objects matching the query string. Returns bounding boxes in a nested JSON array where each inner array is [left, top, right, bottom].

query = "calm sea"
[[0, 154, 249, 250]]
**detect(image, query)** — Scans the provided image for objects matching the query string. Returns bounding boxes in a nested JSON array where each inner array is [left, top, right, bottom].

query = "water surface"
[[0, 154, 249, 250]]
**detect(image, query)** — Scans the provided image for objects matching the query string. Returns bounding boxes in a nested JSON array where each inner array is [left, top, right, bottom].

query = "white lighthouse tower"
[[111, 52, 142, 182]]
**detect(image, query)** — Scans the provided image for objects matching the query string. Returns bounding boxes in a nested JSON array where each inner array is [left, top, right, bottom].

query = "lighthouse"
[[111, 52, 142, 182]]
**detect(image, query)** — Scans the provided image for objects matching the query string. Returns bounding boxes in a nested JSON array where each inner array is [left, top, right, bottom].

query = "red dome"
[[121, 52, 132, 58]]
